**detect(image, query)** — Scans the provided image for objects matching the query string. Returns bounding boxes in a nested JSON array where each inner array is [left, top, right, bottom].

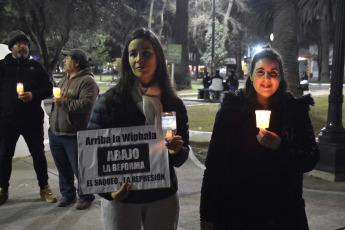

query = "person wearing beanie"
[[7, 30, 30, 51], [0, 30, 57, 206], [49, 48, 98, 210]]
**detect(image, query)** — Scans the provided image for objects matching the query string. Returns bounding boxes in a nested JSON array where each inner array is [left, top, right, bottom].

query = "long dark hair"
[[244, 45, 287, 107], [113, 28, 177, 104]]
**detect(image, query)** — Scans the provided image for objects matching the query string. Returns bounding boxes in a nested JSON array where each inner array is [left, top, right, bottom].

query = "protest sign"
[[77, 125, 170, 195]]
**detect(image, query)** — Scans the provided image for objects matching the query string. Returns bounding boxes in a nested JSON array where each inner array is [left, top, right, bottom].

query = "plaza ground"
[[1, 80, 345, 230]]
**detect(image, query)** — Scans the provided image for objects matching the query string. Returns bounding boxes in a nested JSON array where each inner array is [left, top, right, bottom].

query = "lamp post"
[[270, 33, 274, 42], [313, 0, 345, 182], [211, 0, 215, 75]]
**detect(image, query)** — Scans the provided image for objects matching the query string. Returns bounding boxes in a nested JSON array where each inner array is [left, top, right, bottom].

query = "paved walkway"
[[2, 81, 345, 229], [1, 150, 345, 230]]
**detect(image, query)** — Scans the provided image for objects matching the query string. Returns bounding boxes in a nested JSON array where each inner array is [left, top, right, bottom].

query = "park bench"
[[197, 88, 224, 102]]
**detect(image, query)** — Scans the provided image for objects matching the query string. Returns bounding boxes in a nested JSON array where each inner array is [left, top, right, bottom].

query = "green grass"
[[95, 77, 202, 94], [94, 75, 117, 82], [186, 95, 345, 136], [94, 77, 345, 138], [98, 82, 112, 94], [310, 95, 333, 136], [177, 84, 203, 94], [189, 141, 210, 149], [97, 82, 202, 95], [186, 104, 219, 132]]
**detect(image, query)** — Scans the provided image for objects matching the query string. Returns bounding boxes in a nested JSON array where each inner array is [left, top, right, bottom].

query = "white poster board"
[[0, 44, 10, 59], [77, 125, 171, 195]]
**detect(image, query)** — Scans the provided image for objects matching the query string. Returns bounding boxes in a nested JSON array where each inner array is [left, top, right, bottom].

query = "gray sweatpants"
[[101, 193, 179, 230]]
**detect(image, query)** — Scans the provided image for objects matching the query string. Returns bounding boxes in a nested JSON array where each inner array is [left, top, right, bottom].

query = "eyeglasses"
[[254, 70, 280, 78], [14, 41, 29, 46]]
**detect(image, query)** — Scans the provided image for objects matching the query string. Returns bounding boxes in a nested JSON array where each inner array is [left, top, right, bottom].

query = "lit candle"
[[161, 111, 177, 144], [166, 130, 173, 139], [17, 83, 24, 95], [53, 87, 61, 98], [255, 110, 271, 129]]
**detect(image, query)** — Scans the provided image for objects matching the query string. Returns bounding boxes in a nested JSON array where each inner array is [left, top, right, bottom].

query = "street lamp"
[[314, 0, 345, 182], [270, 33, 274, 42], [254, 45, 263, 55]]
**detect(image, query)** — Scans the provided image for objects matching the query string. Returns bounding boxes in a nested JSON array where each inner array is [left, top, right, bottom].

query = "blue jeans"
[[48, 129, 94, 201], [0, 121, 48, 191]]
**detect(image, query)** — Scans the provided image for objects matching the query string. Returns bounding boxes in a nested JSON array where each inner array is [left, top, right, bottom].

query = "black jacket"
[[88, 88, 190, 203], [0, 53, 52, 125], [200, 90, 320, 229]]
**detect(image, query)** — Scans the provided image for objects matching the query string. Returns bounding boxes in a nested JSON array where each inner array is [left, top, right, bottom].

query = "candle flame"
[[17, 83, 24, 95], [53, 87, 61, 98]]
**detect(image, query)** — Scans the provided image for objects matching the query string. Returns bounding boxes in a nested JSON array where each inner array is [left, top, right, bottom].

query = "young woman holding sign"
[[88, 28, 189, 230], [200, 45, 320, 230]]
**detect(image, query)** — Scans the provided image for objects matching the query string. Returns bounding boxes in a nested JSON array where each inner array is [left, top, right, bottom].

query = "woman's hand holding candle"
[[165, 135, 184, 154], [255, 109, 280, 149], [161, 111, 179, 153], [255, 110, 271, 129], [256, 128, 281, 150]]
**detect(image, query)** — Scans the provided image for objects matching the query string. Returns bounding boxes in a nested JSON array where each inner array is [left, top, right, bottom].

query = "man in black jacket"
[[0, 30, 56, 205]]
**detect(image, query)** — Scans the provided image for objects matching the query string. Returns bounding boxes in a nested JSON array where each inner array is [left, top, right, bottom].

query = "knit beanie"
[[8, 30, 30, 50]]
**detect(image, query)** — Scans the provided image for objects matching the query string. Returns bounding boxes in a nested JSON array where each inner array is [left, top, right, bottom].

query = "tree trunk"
[[148, 0, 154, 30], [222, 0, 234, 46], [235, 41, 243, 79], [174, 0, 190, 90], [320, 17, 330, 82], [16, 0, 72, 78], [158, 0, 166, 39], [192, 0, 198, 40], [317, 39, 322, 81], [272, 0, 302, 96]]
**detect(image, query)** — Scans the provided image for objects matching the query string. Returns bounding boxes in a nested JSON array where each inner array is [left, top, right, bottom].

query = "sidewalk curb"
[[189, 130, 211, 142], [189, 147, 206, 170]]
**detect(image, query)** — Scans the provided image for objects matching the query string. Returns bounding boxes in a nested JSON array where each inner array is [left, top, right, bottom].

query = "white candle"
[[17, 83, 24, 95], [166, 130, 172, 139], [255, 110, 271, 129], [53, 87, 61, 98]]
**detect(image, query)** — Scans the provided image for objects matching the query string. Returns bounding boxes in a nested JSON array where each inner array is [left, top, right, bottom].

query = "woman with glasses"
[[200, 45, 320, 230]]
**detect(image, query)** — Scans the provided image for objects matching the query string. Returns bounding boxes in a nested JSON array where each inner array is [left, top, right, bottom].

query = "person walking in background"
[[225, 70, 239, 92], [49, 49, 98, 210], [209, 70, 224, 100], [210, 69, 223, 84], [88, 28, 189, 230], [0, 30, 56, 205], [200, 45, 320, 230], [203, 72, 211, 88], [300, 71, 309, 81]]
